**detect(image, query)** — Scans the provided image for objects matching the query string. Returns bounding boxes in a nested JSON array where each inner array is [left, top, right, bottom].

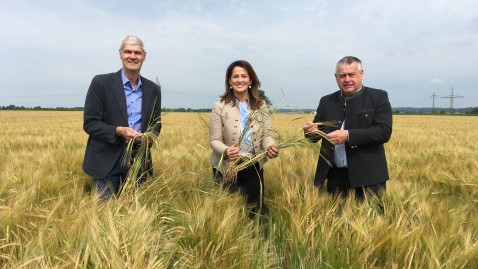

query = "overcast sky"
[[2, 0, 477, 109]]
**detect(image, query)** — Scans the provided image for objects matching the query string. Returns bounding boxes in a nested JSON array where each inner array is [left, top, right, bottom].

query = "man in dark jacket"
[[304, 56, 392, 199], [83, 35, 161, 200]]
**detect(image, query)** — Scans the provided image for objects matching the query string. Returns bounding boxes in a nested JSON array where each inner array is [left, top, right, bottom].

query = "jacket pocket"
[[357, 108, 374, 126]]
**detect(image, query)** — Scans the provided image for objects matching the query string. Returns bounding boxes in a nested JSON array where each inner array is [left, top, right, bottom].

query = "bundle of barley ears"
[[222, 107, 339, 184], [120, 116, 162, 195]]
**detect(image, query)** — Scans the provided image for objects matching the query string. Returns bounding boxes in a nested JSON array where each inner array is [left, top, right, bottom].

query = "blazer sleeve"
[[209, 101, 228, 157], [259, 105, 275, 149], [149, 83, 162, 136], [83, 75, 120, 145], [307, 96, 328, 143], [155, 85, 162, 135]]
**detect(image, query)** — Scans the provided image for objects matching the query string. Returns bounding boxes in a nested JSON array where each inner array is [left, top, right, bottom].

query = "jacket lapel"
[[111, 70, 128, 123]]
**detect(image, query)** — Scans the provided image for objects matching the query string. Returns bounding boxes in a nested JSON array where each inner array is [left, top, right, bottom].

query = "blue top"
[[238, 100, 254, 157], [333, 120, 347, 168], [121, 69, 143, 133], [333, 87, 362, 168]]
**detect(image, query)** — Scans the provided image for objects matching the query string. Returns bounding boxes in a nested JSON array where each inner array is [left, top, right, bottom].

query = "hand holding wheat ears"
[[222, 108, 339, 184], [120, 117, 161, 195]]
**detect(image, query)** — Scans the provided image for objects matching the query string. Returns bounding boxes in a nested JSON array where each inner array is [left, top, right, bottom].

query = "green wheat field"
[[1, 111, 477, 268]]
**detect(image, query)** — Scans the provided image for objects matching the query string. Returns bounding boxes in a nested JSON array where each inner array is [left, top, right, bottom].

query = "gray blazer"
[[209, 100, 275, 173], [82, 70, 161, 179]]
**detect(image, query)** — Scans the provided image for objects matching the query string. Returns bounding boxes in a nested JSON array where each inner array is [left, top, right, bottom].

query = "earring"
[[248, 85, 252, 89], [229, 85, 232, 90]]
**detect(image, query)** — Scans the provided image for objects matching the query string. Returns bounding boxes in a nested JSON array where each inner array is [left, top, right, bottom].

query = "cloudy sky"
[[2, 0, 477, 109]]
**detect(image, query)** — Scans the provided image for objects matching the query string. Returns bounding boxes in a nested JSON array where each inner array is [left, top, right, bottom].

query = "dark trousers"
[[326, 167, 386, 200], [93, 148, 149, 200], [213, 163, 265, 214]]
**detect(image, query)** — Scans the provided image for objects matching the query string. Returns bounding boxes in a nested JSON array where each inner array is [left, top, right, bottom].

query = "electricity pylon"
[[441, 87, 464, 114], [430, 92, 438, 113]]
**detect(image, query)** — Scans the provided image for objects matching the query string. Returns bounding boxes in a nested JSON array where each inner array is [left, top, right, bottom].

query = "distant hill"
[[276, 107, 478, 114], [392, 107, 477, 114]]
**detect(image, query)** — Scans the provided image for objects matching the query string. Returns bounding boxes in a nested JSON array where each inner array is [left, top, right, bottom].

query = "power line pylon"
[[441, 87, 464, 114], [430, 92, 438, 113]]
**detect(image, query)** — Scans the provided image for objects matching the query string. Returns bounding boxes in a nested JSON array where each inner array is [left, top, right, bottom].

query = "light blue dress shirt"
[[238, 100, 254, 157], [333, 86, 363, 168], [333, 120, 348, 168], [121, 70, 143, 133]]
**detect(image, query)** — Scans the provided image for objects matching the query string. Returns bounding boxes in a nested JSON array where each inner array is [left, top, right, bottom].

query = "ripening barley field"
[[0, 111, 477, 268]]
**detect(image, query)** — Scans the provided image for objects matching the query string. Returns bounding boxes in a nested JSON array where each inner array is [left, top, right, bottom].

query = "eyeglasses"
[[337, 71, 362, 79]]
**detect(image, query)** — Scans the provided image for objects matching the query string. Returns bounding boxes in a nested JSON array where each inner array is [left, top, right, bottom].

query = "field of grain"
[[0, 111, 477, 268]]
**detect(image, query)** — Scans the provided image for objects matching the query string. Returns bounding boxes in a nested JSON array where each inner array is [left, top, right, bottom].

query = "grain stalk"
[[121, 111, 162, 196], [223, 107, 339, 184]]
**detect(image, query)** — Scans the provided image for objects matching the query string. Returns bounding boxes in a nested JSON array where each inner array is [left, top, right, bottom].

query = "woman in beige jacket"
[[209, 60, 279, 217]]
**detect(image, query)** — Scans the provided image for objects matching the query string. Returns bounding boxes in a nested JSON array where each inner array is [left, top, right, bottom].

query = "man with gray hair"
[[83, 35, 162, 200], [303, 56, 392, 200]]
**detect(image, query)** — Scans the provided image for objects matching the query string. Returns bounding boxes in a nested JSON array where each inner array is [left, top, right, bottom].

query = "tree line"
[[2, 104, 477, 115], [0, 105, 83, 111]]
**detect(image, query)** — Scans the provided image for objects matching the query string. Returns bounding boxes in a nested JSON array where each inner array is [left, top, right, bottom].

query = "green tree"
[[258, 89, 272, 105]]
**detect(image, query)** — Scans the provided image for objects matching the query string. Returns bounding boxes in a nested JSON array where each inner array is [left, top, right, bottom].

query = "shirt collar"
[[340, 85, 363, 102], [235, 96, 249, 105], [121, 69, 142, 90]]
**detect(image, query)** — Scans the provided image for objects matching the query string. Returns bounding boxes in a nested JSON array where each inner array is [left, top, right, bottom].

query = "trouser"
[[93, 147, 150, 200], [213, 162, 265, 214], [326, 167, 386, 200]]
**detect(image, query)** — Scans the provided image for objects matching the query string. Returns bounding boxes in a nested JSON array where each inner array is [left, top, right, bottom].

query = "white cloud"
[[430, 79, 446, 85]]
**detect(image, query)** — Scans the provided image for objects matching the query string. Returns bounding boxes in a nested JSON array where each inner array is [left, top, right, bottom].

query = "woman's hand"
[[266, 146, 279, 159], [226, 144, 240, 161]]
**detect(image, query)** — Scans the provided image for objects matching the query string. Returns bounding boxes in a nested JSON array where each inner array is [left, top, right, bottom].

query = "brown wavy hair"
[[220, 60, 263, 110]]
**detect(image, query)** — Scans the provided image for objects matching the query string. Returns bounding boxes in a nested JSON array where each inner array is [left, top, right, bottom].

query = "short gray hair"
[[336, 56, 362, 72], [119, 35, 145, 53]]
